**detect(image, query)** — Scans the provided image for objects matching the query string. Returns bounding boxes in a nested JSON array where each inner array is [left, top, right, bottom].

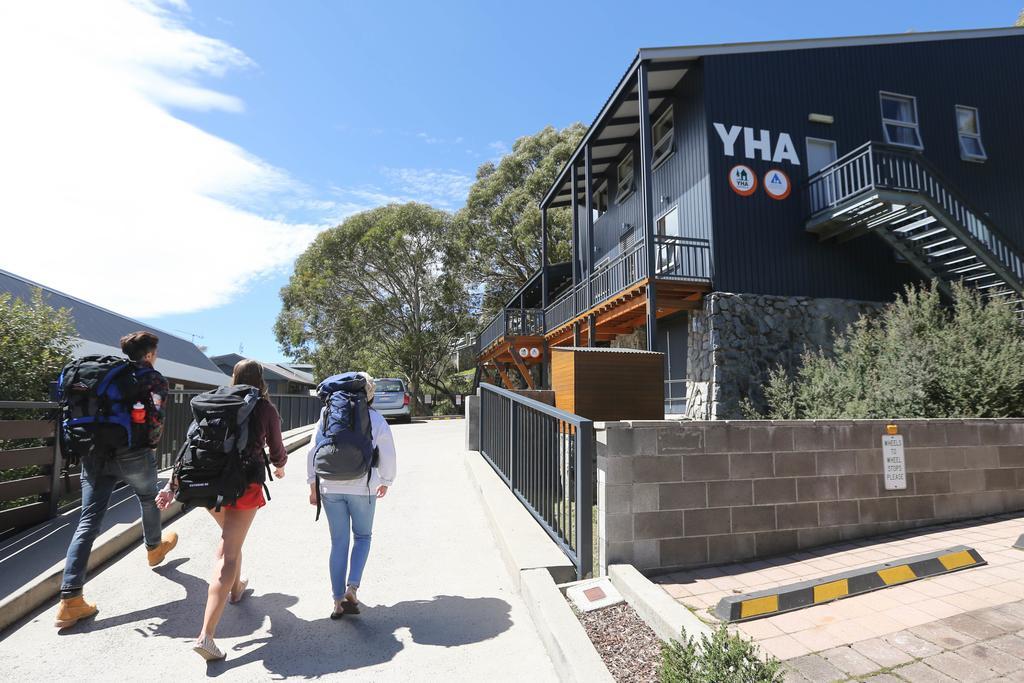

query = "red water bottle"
[[131, 402, 146, 424]]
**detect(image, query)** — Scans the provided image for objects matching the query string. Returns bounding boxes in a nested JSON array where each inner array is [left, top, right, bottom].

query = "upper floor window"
[[880, 92, 923, 149], [652, 106, 675, 168], [616, 152, 635, 203], [956, 105, 987, 162], [592, 182, 609, 224]]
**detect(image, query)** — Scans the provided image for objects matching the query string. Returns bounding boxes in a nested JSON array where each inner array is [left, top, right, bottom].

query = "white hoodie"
[[306, 409, 397, 495]]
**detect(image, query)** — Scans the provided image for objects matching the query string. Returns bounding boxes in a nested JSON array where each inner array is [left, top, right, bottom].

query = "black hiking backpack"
[[173, 385, 270, 511], [57, 355, 160, 464]]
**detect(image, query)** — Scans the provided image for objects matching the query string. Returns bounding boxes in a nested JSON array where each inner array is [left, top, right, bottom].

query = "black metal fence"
[[160, 391, 321, 468], [478, 382, 594, 579]]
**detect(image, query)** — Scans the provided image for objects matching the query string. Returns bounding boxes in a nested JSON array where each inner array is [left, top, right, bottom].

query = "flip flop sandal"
[[343, 598, 360, 615], [330, 601, 345, 620]]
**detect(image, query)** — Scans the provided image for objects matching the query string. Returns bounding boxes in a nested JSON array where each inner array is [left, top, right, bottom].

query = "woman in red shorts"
[[157, 359, 286, 661]]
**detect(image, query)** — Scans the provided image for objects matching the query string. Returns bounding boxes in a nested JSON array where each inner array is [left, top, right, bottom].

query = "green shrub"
[[0, 288, 76, 402], [0, 289, 76, 510], [660, 624, 782, 683], [761, 283, 1024, 419]]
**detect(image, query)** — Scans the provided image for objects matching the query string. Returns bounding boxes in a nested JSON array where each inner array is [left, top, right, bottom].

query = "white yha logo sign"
[[713, 123, 801, 165]]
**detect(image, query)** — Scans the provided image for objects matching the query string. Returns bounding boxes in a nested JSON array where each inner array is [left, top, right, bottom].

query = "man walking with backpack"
[[54, 331, 179, 629]]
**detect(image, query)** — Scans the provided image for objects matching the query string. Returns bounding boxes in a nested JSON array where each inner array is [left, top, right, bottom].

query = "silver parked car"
[[373, 377, 411, 423]]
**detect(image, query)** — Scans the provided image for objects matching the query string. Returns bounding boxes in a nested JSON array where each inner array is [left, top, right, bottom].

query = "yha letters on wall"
[[713, 123, 801, 165]]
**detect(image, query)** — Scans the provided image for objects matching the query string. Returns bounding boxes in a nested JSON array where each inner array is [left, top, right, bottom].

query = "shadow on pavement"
[[67, 558, 280, 641], [213, 594, 514, 678], [66, 559, 513, 677]]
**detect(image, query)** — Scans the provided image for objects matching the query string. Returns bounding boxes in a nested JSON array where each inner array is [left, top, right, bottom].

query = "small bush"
[[660, 624, 782, 683], [762, 282, 1024, 419]]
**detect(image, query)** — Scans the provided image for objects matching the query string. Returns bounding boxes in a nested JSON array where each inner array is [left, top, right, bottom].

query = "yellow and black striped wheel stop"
[[715, 545, 985, 622]]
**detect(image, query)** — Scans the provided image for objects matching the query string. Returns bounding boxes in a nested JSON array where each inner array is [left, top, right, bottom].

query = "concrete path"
[[0, 420, 557, 681]]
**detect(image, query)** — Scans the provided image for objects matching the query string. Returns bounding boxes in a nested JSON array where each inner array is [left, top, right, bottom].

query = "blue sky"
[[2, 1, 1020, 361]]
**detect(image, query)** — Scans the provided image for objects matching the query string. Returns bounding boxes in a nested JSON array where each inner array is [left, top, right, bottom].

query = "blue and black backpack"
[[57, 355, 159, 464], [312, 372, 378, 519]]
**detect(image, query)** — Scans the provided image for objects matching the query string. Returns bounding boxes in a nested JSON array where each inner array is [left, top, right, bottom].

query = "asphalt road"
[[0, 420, 557, 682]]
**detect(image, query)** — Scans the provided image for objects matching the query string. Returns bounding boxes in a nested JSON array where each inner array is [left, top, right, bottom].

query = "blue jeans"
[[61, 449, 162, 596], [321, 493, 377, 599]]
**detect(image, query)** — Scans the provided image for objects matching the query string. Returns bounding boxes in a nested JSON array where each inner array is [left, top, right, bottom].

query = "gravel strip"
[[575, 601, 663, 683]]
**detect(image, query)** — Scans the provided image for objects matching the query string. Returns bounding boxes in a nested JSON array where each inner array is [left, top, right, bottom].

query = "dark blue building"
[[476, 27, 1024, 418]]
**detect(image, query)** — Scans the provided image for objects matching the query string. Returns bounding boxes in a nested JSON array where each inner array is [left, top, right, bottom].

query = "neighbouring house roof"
[[0, 268, 229, 388], [210, 353, 316, 388]]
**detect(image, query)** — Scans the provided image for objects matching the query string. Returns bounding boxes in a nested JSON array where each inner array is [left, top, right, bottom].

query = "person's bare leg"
[[207, 508, 245, 597], [199, 507, 257, 639]]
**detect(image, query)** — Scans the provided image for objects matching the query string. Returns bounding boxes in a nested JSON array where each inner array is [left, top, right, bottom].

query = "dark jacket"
[[250, 399, 287, 468]]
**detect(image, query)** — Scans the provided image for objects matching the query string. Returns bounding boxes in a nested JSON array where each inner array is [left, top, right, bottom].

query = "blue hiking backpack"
[[57, 355, 160, 464], [312, 372, 378, 520]]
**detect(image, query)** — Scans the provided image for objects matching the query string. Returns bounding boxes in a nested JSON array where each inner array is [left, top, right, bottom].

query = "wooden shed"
[[550, 347, 665, 421]]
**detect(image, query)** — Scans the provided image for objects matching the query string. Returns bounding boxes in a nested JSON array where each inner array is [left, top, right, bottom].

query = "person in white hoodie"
[[307, 372, 397, 619]]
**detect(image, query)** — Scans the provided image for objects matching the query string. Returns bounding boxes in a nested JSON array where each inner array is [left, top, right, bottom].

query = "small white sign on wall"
[[882, 434, 907, 490]]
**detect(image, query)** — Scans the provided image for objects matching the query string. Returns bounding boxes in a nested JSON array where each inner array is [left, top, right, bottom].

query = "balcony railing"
[[544, 235, 711, 333], [479, 307, 546, 352], [808, 141, 1024, 285]]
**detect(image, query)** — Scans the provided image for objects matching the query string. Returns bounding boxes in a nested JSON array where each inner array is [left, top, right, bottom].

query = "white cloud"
[[378, 168, 473, 209], [0, 0, 323, 318]]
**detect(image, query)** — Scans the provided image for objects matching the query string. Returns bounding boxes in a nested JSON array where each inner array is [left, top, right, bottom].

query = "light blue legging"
[[321, 492, 377, 600]]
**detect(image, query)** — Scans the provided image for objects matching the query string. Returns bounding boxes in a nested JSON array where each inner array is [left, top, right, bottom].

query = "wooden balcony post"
[[637, 60, 658, 351]]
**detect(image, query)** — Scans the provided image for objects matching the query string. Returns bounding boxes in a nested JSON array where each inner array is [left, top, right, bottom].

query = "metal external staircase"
[[806, 142, 1024, 311]]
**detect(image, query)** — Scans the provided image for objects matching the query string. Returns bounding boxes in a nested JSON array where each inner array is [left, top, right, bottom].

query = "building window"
[[656, 206, 679, 237], [652, 106, 674, 168], [880, 92, 923, 149], [655, 206, 679, 274], [956, 105, 987, 162], [616, 152, 635, 203], [593, 182, 608, 221]]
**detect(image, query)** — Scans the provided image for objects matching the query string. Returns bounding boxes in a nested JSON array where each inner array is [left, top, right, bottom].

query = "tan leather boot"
[[55, 595, 98, 629], [147, 531, 178, 567]]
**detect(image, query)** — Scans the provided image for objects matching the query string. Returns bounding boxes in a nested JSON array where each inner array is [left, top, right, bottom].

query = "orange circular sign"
[[728, 164, 757, 196]]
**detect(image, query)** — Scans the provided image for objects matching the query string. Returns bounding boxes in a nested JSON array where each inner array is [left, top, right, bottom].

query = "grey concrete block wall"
[[595, 418, 1024, 574], [465, 395, 480, 451]]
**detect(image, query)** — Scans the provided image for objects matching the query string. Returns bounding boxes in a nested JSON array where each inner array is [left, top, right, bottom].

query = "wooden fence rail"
[[0, 401, 64, 537]]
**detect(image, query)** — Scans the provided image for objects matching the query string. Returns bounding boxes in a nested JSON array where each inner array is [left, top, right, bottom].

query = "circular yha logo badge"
[[518, 347, 529, 358], [729, 164, 757, 197], [763, 168, 791, 200]]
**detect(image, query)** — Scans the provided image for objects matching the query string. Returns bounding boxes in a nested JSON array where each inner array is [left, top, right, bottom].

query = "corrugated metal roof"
[[0, 268, 225, 376], [210, 354, 315, 386], [76, 339, 228, 387]]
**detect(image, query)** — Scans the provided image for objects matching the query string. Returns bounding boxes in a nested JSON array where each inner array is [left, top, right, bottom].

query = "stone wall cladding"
[[685, 292, 884, 420], [595, 418, 1024, 574]]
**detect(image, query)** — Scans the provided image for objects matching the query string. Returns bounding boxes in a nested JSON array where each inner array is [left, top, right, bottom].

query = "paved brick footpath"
[[783, 600, 1024, 682]]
